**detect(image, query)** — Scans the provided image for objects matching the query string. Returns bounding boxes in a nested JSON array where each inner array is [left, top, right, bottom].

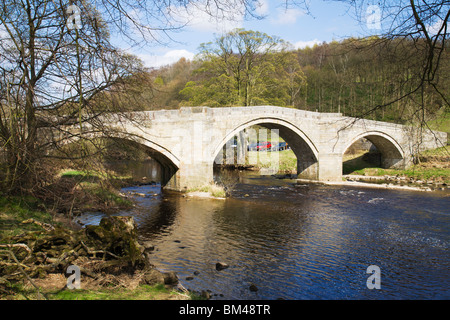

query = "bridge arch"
[[211, 117, 319, 179], [100, 135, 180, 188], [119, 136, 181, 170], [343, 131, 406, 169]]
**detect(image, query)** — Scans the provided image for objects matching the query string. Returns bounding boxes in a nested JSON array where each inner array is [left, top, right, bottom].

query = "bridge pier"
[[165, 162, 214, 192], [317, 153, 343, 182], [297, 159, 319, 180]]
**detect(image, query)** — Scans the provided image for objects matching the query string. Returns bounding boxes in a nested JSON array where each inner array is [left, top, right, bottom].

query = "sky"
[[124, 0, 380, 69]]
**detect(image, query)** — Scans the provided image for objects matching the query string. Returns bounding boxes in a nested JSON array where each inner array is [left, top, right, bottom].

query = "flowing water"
[[78, 161, 450, 300]]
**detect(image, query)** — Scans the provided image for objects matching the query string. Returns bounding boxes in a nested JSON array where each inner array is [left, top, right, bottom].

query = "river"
[[77, 160, 450, 300]]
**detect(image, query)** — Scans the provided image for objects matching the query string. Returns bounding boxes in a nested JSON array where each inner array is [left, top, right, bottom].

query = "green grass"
[[352, 167, 450, 183], [344, 146, 449, 183], [419, 145, 450, 157], [427, 112, 450, 134], [343, 145, 449, 184], [60, 170, 101, 184], [60, 169, 131, 181], [247, 149, 297, 173], [0, 196, 53, 239], [59, 168, 133, 210], [245, 146, 448, 183], [187, 183, 227, 198], [4, 282, 202, 300], [50, 284, 192, 300]]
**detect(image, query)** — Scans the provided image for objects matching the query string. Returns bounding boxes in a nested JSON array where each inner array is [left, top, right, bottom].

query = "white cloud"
[[255, 0, 270, 16], [168, 1, 245, 33], [293, 39, 322, 49], [427, 19, 445, 35], [137, 49, 195, 68], [0, 24, 9, 38], [271, 7, 305, 25]]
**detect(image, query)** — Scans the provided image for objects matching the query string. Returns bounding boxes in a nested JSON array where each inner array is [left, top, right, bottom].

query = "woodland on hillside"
[[115, 31, 449, 130]]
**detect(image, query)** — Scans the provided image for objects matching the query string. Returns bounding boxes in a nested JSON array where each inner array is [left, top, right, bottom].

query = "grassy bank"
[[230, 145, 448, 185], [240, 145, 448, 185], [0, 168, 201, 301], [0, 195, 202, 300], [0, 195, 54, 239], [343, 146, 450, 184], [348, 167, 449, 184], [0, 168, 134, 239], [246, 149, 297, 173], [8, 281, 197, 300], [53, 168, 134, 214], [51, 284, 193, 300]]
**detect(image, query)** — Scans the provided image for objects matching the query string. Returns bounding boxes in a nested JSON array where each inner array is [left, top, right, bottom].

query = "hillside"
[[111, 33, 449, 139]]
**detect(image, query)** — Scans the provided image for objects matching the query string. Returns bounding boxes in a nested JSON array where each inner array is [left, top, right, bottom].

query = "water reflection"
[[77, 162, 450, 300]]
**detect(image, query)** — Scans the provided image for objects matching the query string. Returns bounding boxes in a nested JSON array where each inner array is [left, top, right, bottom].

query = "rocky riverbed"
[[342, 174, 449, 192]]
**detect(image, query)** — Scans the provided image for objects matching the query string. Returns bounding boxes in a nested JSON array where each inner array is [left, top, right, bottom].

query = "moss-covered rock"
[[84, 216, 145, 267]]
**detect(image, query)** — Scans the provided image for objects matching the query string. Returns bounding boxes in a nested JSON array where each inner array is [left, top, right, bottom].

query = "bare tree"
[[0, 0, 265, 194], [0, 0, 137, 192], [334, 1, 449, 127]]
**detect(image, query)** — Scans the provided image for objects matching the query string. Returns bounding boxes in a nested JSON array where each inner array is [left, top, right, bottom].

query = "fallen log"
[[21, 218, 55, 232]]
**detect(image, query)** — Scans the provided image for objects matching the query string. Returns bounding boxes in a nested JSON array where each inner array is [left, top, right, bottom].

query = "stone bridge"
[[94, 106, 446, 191]]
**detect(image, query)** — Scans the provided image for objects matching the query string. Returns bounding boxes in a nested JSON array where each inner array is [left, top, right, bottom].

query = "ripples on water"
[[77, 173, 450, 300]]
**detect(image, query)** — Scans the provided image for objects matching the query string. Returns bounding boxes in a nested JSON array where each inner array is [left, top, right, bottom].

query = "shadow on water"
[[77, 161, 450, 300]]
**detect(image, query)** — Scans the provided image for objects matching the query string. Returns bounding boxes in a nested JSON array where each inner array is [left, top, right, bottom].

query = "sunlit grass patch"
[[0, 196, 53, 239], [187, 183, 227, 198], [51, 284, 192, 300], [60, 169, 131, 181], [246, 149, 297, 173]]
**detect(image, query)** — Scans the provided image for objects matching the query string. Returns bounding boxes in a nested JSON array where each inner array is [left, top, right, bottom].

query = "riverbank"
[[243, 146, 450, 192], [340, 146, 449, 192], [342, 174, 448, 192], [297, 177, 448, 192], [0, 195, 202, 300]]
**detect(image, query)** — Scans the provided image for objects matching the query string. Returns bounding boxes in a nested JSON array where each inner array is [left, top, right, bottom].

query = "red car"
[[256, 142, 272, 151]]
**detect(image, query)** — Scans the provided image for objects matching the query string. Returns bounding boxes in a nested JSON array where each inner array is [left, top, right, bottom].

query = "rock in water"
[[215, 262, 229, 271], [85, 216, 145, 267], [163, 271, 178, 285], [249, 284, 258, 292]]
